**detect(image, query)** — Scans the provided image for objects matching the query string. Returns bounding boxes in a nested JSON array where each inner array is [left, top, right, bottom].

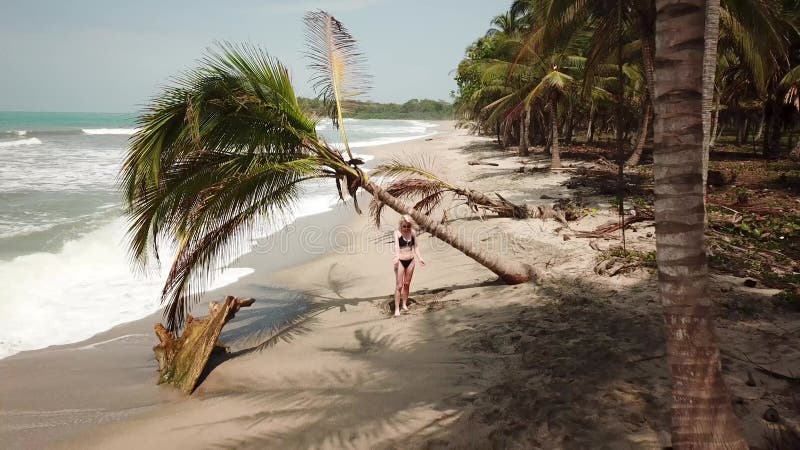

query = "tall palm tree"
[[486, 11, 524, 37], [652, 0, 747, 447], [121, 14, 534, 331]]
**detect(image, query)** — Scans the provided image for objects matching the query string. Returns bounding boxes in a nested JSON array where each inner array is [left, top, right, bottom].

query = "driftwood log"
[[573, 207, 655, 238], [154, 295, 255, 393]]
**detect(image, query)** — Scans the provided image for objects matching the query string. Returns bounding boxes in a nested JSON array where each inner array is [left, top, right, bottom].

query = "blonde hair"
[[398, 214, 416, 230]]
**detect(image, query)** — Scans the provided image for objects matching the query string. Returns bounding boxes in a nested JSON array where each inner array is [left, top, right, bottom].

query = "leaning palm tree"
[[121, 12, 534, 331], [651, 0, 747, 447]]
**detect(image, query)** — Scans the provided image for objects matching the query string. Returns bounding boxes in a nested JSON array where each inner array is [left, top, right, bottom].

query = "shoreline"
[[0, 121, 452, 448], [0, 118, 442, 360]]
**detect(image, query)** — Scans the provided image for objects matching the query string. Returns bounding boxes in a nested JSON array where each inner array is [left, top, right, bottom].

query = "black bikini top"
[[398, 233, 415, 248]]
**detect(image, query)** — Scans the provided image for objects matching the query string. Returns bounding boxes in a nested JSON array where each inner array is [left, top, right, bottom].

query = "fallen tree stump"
[[154, 296, 255, 393]]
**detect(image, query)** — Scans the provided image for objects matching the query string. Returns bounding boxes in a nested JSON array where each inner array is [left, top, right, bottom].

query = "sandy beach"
[[2, 122, 799, 449]]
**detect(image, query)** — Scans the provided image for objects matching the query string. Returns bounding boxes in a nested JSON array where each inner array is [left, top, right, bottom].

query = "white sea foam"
[[0, 189, 343, 360], [81, 128, 139, 135], [347, 131, 437, 149], [0, 139, 121, 192], [0, 218, 254, 360], [0, 137, 42, 148]]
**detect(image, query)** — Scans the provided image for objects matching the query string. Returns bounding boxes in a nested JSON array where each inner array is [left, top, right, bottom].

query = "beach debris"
[[573, 205, 654, 239], [467, 160, 500, 166], [594, 257, 637, 277], [153, 295, 255, 394]]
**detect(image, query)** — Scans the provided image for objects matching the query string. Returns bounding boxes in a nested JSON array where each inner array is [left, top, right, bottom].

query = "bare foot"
[[401, 305, 409, 312], [394, 310, 400, 317]]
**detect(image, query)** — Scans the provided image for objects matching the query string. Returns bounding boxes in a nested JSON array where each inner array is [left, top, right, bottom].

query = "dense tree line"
[[297, 97, 453, 120], [453, 0, 800, 163]]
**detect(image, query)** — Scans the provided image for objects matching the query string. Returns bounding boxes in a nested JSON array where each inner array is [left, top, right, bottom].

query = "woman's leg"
[[401, 261, 415, 310], [394, 262, 406, 317]]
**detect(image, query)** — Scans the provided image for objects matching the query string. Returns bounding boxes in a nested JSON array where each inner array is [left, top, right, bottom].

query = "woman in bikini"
[[393, 215, 425, 316]]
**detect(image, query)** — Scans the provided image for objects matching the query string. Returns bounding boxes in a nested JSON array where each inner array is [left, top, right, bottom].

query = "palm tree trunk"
[[702, 0, 720, 183], [625, 98, 652, 166], [635, 0, 657, 103], [708, 88, 721, 150], [653, 0, 747, 448], [549, 97, 561, 169], [755, 108, 765, 141], [587, 102, 596, 144], [519, 106, 531, 157], [363, 180, 534, 284], [535, 110, 547, 148], [739, 116, 748, 145], [764, 96, 782, 158], [564, 101, 575, 145], [791, 135, 800, 160]]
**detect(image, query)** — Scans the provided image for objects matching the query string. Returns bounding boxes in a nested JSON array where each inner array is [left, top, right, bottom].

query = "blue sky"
[[0, 0, 505, 113]]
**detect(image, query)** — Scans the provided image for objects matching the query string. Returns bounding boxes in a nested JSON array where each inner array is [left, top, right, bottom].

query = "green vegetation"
[[597, 248, 656, 267], [451, 1, 800, 161], [297, 97, 453, 120]]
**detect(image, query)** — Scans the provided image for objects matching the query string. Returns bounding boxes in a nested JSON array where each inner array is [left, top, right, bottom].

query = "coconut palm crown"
[[120, 40, 365, 331]]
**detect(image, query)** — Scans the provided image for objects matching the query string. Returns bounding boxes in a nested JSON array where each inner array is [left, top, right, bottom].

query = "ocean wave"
[[0, 130, 28, 136], [0, 137, 42, 148], [0, 220, 61, 240], [0, 189, 340, 360], [81, 128, 139, 135], [0, 218, 255, 360]]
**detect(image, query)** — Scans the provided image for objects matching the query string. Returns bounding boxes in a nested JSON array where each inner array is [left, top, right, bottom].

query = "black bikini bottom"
[[399, 258, 414, 268]]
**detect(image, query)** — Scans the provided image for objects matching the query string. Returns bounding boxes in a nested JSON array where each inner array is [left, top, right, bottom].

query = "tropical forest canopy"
[[297, 97, 454, 120], [451, 0, 800, 160]]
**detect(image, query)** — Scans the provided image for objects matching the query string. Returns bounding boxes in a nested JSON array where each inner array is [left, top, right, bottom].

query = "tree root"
[[154, 296, 255, 393]]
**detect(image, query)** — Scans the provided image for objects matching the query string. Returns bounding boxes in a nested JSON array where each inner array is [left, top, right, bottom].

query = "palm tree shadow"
[[200, 274, 688, 449], [196, 277, 502, 390]]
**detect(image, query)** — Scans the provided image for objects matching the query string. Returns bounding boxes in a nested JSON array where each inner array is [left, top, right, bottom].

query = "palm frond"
[[371, 157, 456, 189], [121, 42, 326, 330], [304, 10, 371, 159], [369, 178, 449, 227]]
